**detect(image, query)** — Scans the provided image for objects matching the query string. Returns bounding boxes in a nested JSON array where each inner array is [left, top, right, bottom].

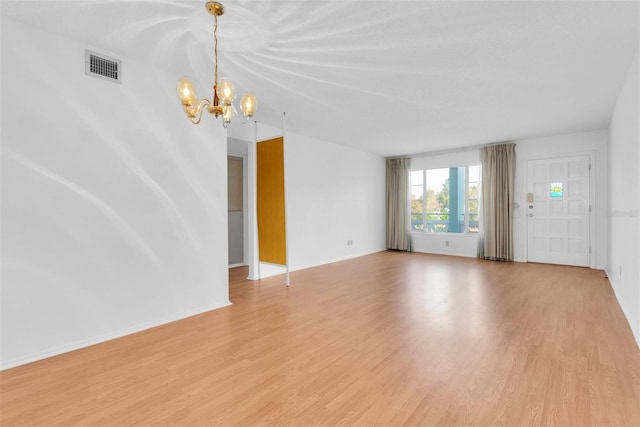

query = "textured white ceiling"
[[2, 0, 638, 156]]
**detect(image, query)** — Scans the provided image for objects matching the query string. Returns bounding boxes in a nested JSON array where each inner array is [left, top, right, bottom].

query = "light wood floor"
[[1, 252, 639, 426]]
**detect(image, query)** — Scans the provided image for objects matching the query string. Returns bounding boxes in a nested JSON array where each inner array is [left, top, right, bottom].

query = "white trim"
[[282, 250, 386, 276], [464, 165, 470, 233], [247, 122, 260, 280], [282, 112, 291, 287], [227, 154, 246, 267], [242, 154, 249, 266], [588, 152, 596, 269]]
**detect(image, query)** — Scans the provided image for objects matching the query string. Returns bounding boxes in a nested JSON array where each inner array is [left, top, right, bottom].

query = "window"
[[411, 165, 480, 233]]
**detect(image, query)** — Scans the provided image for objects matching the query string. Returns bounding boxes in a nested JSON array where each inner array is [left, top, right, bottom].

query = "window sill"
[[411, 231, 479, 237]]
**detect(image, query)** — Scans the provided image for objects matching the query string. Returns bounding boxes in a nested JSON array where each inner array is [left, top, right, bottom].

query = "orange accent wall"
[[257, 137, 287, 265]]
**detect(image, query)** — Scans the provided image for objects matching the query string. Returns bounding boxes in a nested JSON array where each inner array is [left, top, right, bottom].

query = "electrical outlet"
[[445, 241, 450, 247]]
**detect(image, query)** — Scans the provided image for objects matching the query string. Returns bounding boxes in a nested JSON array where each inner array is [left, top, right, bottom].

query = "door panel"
[[527, 155, 590, 267], [256, 137, 287, 265]]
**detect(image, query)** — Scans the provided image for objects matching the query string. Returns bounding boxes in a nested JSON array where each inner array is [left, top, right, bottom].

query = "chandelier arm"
[[189, 99, 212, 125]]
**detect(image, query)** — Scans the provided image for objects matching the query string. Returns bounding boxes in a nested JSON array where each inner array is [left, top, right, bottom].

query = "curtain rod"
[[386, 141, 514, 160]]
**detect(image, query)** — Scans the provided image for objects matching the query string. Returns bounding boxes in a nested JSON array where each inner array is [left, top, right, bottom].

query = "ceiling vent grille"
[[85, 50, 121, 84]]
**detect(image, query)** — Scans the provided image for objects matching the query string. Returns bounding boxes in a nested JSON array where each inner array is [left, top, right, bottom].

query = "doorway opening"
[[228, 155, 245, 266]]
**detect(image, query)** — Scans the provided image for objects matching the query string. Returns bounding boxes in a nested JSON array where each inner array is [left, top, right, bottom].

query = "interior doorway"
[[228, 155, 244, 266], [526, 154, 591, 267]]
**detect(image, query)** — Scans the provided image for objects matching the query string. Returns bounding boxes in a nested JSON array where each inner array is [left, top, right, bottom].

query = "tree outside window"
[[410, 165, 480, 233]]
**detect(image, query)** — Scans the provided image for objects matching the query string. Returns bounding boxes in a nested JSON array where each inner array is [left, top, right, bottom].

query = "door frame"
[[524, 151, 596, 268], [227, 154, 248, 268]]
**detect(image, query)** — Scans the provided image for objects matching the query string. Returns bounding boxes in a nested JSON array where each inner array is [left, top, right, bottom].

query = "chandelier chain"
[[213, 13, 218, 97]]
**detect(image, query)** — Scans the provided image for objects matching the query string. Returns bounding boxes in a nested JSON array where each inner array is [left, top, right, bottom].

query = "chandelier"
[[176, 2, 257, 126]]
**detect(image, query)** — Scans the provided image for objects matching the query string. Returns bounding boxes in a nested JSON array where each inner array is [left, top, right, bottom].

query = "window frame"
[[410, 164, 480, 235]]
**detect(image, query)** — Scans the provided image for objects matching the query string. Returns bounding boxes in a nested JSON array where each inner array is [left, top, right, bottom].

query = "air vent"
[[85, 50, 121, 84]]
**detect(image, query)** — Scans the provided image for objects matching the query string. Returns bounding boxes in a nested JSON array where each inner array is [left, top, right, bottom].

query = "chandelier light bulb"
[[240, 92, 257, 118], [222, 104, 235, 124], [217, 78, 236, 104], [176, 79, 197, 105]]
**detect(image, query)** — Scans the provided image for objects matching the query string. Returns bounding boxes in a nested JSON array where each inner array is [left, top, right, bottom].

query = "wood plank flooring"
[[1, 251, 639, 426]]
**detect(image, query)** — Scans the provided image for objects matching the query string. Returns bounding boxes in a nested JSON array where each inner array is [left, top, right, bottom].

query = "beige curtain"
[[386, 158, 411, 251], [478, 144, 516, 261]]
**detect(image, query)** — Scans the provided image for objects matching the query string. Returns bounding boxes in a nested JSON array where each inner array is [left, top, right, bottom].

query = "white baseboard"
[[288, 248, 387, 275], [0, 300, 232, 371], [244, 249, 387, 281]]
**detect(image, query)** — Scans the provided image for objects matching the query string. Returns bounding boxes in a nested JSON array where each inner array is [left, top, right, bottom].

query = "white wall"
[[1, 19, 230, 369], [410, 150, 480, 258], [513, 130, 608, 268], [608, 48, 639, 345], [284, 130, 387, 271], [229, 121, 386, 278], [228, 138, 249, 157]]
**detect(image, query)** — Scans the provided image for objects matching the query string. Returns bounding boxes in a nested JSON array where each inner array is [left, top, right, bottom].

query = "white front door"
[[527, 155, 590, 267]]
